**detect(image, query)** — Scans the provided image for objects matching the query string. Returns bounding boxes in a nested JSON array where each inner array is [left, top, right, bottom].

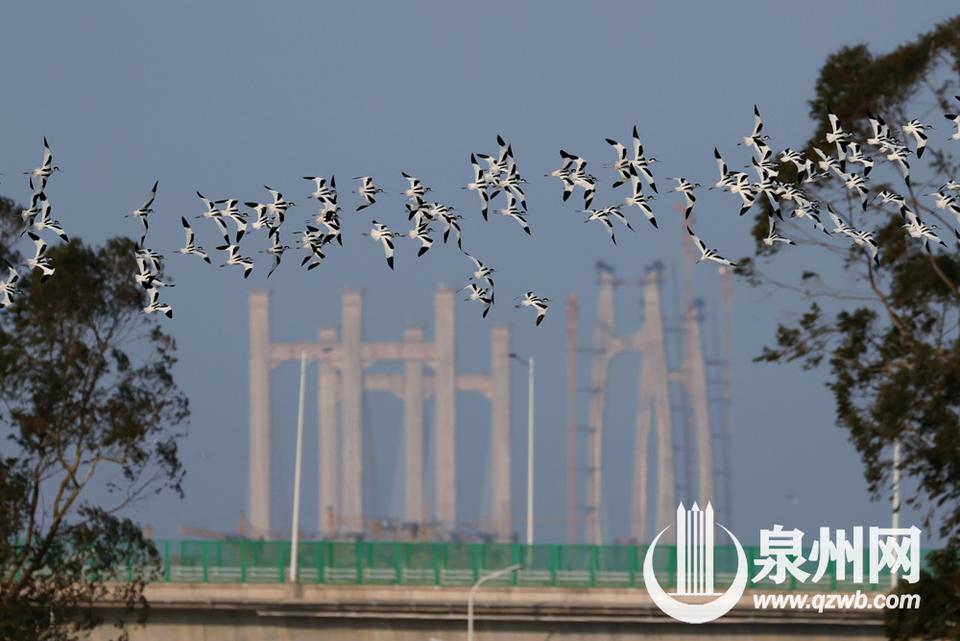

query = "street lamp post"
[[467, 563, 521, 641], [510, 353, 534, 546], [288, 352, 308, 584], [289, 347, 331, 584]]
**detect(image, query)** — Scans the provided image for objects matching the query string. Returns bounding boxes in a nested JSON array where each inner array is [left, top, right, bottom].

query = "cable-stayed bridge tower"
[[248, 287, 512, 541], [582, 267, 714, 545]]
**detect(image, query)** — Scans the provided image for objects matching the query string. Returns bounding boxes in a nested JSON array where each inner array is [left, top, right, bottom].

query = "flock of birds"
[[4, 97, 960, 320]]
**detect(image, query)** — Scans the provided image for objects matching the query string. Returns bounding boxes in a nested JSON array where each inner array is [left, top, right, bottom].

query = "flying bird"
[[353, 176, 384, 211], [362, 220, 402, 270], [175, 217, 211, 264], [126, 180, 158, 244], [24, 232, 55, 283], [667, 177, 701, 219], [515, 291, 550, 326], [686, 226, 737, 266], [23, 137, 61, 191]]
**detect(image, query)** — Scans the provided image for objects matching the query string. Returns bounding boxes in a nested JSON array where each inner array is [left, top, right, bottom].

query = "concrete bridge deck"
[[89, 582, 887, 641]]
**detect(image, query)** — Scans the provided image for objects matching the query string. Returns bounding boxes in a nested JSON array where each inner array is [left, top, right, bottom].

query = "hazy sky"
[[2, 2, 957, 546]]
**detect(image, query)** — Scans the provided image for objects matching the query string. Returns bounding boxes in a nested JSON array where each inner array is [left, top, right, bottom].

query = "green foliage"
[[744, 14, 960, 640], [885, 549, 960, 639], [0, 223, 188, 640], [808, 15, 960, 153]]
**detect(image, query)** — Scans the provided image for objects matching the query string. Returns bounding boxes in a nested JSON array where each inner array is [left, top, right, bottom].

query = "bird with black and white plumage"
[[493, 194, 531, 235], [464, 154, 492, 221], [0, 263, 22, 309], [263, 186, 295, 224], [826, 109, 851, 159], [23, 137, 61, 192], [362, 220, 403, 270], [763, 220, 795, 247], [789, 194, 826, 233], [604, 137, 633, 188], [459, 282, 493, 318], [31, 200, 69, 243], [515, 291, 550, 326], [246, 201, 284, 239], [749, 153, 779, 182], [667, 177, 701, 219], [312, 208, 343, 246], [580, 205, 635, 245], [245, 190, 288, 237], [778, 148, 812, 181], [405, 196, 432, 226], [711, 148, 756, 216], [353, 176, 384, 211], [175, 217, 211, 264], [874, 189, 906, 209], [812, 147, 848, 180], [485, 134, 514, 178], [853, 229, 880, 265], [135, 246, 164, 275], [295, 227, 329, 271], [401, 172, 432, 202], [927, 191, 960, 225], [841, 172, 870, 212], [825, 206, 879, 265], [216, 243, 254, 278], [214, 199, 250, 244], [629, 126, 659, 194], [126, 180, 158, 245], [945, 101, 960, 141], [884, 144, 912, 187], [24, 232, 55, 283], [259, 232, 290, 278], [304, 175, 338, 204], [825, 205, 859, 240], [624, 166, 657, 228], [142, 285, 173, 319], [407, 218, 435, 257], [20, 180, 44, 229], [546, 150, 594, 207], [134, 247, 174, 290], [901, 207, 947, 253], [197, 192, 230, 243], [844, 142, 874, 177], [711, 148, 745, 190], [463, 252, 496, 293], [490, 166, 528, 211], [686, 226, 737, 266], [750, 159, 783, 220], [738, 105, 773, 159], [434, 208, 464, 250], [569, 164, 597, 209], [902, 118, 933, 158], [867, 111, 893, 148]]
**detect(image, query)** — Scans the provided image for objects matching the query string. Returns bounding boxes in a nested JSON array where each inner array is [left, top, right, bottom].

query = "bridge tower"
[[582, 267, 713, 545], [248, 287, 512, 541]]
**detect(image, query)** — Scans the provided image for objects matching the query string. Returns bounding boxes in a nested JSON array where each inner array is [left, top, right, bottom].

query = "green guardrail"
[[153, 539, 933, 590]]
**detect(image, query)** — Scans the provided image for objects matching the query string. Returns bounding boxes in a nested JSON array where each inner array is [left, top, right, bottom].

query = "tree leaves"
[[0, 235, 188, 640]]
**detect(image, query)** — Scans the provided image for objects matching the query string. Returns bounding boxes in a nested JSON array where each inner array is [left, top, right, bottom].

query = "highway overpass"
[[89, 582, 887, 641]]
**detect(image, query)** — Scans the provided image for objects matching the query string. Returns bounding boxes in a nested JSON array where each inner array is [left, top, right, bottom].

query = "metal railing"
[[153, 539, 931, 590]]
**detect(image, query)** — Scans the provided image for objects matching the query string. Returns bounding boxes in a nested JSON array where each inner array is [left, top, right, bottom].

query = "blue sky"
[[2, 2, 957, 546]]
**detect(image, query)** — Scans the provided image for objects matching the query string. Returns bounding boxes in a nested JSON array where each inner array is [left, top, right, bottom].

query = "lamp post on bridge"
[[289, 348, 331, 584], [468, 563, 521, 641], [509, 353, 534, 546]]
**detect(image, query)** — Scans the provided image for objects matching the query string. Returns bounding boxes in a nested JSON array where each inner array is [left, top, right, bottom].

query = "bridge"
[[86, 540, 909, 640]]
